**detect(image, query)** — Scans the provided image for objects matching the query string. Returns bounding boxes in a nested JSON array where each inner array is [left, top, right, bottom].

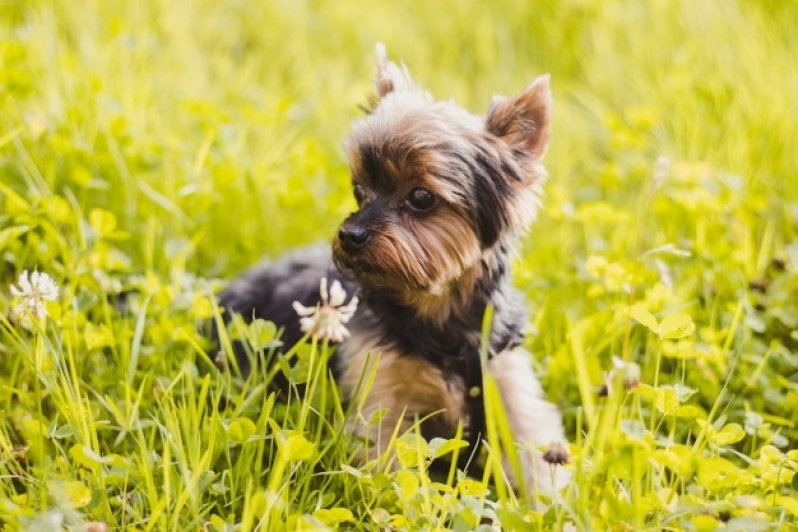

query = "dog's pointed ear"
[[485, 74, 553, 159], [374, 42, 418, 97]]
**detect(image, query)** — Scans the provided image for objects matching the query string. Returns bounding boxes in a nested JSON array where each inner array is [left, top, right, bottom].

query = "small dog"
[[217, 44, 569, 496]]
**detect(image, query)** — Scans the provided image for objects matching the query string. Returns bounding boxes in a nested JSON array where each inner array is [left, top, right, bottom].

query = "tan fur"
[[398, 268, 481, 326], [335, 207, 483, 305], [338, 334, 571, 491], [336, 46, 568, 494], [338, 329, 466, 463], [374, 42, 429, 100], [488, 347, 571, 494], [485, 75, 553, 159]]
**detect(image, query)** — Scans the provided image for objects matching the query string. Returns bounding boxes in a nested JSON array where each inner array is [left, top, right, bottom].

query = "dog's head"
[[333, 44, 552, 298]]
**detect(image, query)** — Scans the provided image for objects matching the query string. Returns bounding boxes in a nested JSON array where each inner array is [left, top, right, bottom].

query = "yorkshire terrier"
[[217, 44, 569, 496]]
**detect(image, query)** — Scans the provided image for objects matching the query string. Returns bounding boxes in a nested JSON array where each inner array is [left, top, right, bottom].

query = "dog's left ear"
[[374, 42, 418, 98], [485, 74, 552, 159]]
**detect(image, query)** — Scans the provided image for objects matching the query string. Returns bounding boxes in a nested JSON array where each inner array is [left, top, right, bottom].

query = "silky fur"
[[217, 45, 569, 499]]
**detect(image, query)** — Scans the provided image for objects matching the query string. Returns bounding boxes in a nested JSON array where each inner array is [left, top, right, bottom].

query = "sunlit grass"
[[1, 0, 798, 529]]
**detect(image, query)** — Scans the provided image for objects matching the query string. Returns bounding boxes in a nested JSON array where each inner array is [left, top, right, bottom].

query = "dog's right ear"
[[374, 42, 418, 97]]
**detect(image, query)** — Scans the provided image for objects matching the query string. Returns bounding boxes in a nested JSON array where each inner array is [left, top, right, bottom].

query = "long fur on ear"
[[485, 74, 553, 159], [374, 42, 419, 97]]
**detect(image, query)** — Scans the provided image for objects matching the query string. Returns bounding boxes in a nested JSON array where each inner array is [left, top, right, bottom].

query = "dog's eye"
[[353, 184, 365, 205], [407, 188, 436, 211]]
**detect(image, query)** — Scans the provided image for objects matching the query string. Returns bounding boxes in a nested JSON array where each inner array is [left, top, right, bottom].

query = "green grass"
[[2, 0, 798, 529]]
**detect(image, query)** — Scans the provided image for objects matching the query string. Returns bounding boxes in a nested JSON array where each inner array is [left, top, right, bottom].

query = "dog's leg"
[[488, 347, 570, 495], [339, 342, 465, 466]]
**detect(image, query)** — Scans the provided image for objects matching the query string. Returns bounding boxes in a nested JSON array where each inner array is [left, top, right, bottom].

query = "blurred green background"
[[4, 0, 798, 441], [3, 0, 798, 528], [3, 0, 798, 430], [3, 0, 795, 274]]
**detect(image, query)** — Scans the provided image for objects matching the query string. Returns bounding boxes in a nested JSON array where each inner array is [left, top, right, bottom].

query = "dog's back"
[[216, 243, 355, 376]]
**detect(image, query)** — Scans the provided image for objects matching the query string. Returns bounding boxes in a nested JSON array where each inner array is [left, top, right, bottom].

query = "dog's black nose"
[[338, 224, 371, 252]]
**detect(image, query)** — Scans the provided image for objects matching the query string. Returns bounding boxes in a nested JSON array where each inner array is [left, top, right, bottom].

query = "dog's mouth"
[[332, 239, 366, 273], [332, 244, 377, 278], [332, 240, 430, 292]]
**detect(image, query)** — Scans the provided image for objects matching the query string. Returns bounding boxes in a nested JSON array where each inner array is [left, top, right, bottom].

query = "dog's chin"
[[332, 241, 432, 293], [332, 242, 377, 282]]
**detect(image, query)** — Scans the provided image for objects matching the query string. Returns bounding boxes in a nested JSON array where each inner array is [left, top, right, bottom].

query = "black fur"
[[216, 243, 524, 378], [358, 144, 392, 193], [215, 244, 355, 378], [215, 239, 527, 468], [470, 151, 515, 248]]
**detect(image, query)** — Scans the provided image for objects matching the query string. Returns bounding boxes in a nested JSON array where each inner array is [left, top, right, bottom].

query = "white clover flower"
[[10, 270, 59, 320], [292, 277, 358, 343]]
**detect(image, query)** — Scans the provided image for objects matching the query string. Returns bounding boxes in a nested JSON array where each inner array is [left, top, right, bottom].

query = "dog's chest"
[[336, 324, 468, 421]]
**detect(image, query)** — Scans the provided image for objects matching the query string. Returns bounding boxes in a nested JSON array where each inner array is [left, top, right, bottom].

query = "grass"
[[1, 0, 798, 529]]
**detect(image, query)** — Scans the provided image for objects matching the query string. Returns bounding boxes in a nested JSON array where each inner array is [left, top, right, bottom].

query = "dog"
[[216, 44, 570, 497]]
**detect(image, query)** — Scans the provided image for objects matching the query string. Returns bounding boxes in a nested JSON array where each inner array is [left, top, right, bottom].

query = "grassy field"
[[2, 0, 798, 530]]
